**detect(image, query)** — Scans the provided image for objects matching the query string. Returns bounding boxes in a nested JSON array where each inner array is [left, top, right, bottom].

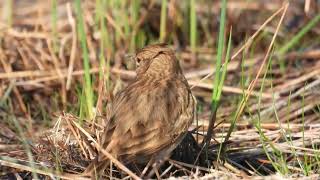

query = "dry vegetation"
[[0, 0, 320, 179]]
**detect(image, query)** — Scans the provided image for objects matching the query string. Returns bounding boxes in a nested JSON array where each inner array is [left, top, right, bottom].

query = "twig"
[[71, 120, 141, 180], [66, 3, 77, 90], [189, 5, 286, 90], [219, 1, 289, 158], [0, 158, 89, 180]]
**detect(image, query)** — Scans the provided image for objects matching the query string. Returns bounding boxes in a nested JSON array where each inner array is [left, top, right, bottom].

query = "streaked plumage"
[[86, 44, 195, 177]]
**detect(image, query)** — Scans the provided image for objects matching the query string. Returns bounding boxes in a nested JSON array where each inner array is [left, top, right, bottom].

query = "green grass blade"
[[74, 0, 94, 120], [202, 0, 227, 149], [130, 0, 141, 51], [212, 0, 227, 106], [278, 14, 320, 55], [217, 30, 232, 99], [217, 30, 232, 161], [159, 0, 167, 42]]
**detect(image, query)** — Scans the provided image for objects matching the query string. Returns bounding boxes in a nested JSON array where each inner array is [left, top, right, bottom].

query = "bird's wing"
[[101, 80, 195, 162]]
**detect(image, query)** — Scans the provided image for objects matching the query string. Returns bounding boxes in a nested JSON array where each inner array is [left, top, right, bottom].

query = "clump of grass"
[[216, 0, 289, 169], [94, 0, 113, 111], [74, 0, 94, 120], [129, 0, 141, 51], [3, 100, 39, 179], [203, 0, 230, 160]]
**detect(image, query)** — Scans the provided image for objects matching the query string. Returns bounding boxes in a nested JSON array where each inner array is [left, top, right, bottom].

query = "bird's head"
[[134, 43, 181, 78]]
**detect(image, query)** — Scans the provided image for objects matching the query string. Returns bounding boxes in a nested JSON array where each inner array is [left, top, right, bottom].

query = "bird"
[[85, 43, 195, 178]]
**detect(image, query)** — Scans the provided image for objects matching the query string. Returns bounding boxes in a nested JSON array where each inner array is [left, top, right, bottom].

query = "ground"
[[0, 0, 320, 179]]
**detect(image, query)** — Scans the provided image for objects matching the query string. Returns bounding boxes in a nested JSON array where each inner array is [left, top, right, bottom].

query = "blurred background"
[[0, 0, 319, 121]]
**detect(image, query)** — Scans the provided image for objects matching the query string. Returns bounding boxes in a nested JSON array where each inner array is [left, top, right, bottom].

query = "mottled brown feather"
[[86, 43, 195, 176]]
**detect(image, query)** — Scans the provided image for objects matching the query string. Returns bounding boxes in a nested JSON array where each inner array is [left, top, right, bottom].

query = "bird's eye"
[[136, 58, 141, 64]]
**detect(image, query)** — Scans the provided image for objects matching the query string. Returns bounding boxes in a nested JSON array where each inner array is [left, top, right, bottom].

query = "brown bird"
[[86, 43, 195, 178]]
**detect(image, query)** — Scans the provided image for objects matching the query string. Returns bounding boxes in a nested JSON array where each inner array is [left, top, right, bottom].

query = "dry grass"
[[0, 0, 320, 179]]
